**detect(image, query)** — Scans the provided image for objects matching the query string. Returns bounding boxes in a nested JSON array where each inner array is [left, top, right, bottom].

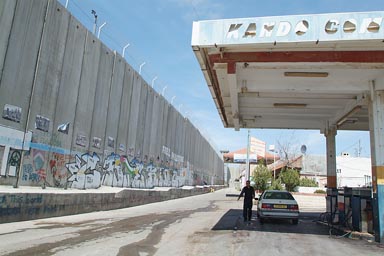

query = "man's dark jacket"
[[239, 186, 255, 204]]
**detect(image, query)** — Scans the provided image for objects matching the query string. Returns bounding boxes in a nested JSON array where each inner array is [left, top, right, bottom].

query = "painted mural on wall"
[[65, 151, 188, 189], [0, 146, 198, 189], [0, 123, 210, 189]]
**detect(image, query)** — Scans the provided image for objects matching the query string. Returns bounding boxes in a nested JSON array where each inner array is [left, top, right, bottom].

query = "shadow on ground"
[[211, 209, 329, 236]]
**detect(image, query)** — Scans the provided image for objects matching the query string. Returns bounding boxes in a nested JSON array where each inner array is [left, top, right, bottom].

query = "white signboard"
[[0, 125, 32, 150], [234, 153, 257, 163], [250, 137, 266, 158]]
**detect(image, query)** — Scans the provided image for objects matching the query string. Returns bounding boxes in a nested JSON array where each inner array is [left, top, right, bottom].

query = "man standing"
[[238, 180, 255, 222]]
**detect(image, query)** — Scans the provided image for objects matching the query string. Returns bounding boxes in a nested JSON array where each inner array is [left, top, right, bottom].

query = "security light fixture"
[[284, 72, 328, 77], [273, 103, 307, 108]]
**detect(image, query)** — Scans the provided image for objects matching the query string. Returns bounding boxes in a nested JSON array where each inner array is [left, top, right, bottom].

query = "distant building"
[[223, 138, 278, 188], [267, 153, 372, 188], [223, 147, 277, 164], [336, 154, 372, 188]]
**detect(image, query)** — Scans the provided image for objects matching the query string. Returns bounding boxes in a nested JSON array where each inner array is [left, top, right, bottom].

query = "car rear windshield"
[[263, 192, 295, 200]]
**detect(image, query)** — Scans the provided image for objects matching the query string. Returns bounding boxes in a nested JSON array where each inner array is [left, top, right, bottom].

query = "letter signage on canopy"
[[192, 11, 384, 47]]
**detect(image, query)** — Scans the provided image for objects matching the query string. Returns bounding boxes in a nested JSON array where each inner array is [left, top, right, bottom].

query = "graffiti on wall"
[[64, 151, 188, 189], [0, 122, 209, 189], [20, 150, 46, 184], [33, 149, 47, 182], [7, 150, 21, 177], [0, 144, 207, 189], [50, 153, 70, 187], [65, 152, 101, 189], [0, 146, 200, 189]]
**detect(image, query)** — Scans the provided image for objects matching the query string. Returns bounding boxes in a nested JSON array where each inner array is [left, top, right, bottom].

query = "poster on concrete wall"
[[107, 136, 115, 148], [2, 104, 22, 123], [8, 166, 16, 176], [35, 115, 50, 132], [92, 137, 101, 149], [76, 134, 87, 147], [162, 145, 170, 157]]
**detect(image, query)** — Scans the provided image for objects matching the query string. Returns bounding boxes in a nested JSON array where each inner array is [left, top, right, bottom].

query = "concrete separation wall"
[[0, 186, 224, 223], [0, 0, 224, 190]]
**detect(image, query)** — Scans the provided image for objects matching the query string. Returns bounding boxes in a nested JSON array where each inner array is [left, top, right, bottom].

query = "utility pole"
[[246, 129, 250, 181]]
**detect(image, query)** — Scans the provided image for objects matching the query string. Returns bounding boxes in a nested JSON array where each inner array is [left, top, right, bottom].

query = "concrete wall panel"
[[180, 117, 186, 160], [105, 54, 125, 154], [143, 88, 154, 161], [90, 45, 115, 157], [72, 32, 101, 153], [174, 113, 180, 156], [160, 99, 169, 162], [171, 107, 178, 159], [52, 16, 87, 151], [0, 0, 48, 130], [27, 0, 70, 142], [149, 93, 160, 159], [177, 114, 184, 156], [0, 0, 16, 83], [165, 106, 175, 163], [157, 96, 165, 160], [135, 81, 148, 159], [117, 64, 134, 155], [183, 119, 190, 165], [127, 73, 141, 155]]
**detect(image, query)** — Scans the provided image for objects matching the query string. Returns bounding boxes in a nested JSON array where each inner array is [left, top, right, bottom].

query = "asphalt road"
[[0, 188, 383, 256]]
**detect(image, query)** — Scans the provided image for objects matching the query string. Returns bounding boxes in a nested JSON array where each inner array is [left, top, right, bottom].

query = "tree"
[[280, 168, 300, 192], [252, 164, 272, 192], [300, 177, 318, 187], [269, 178, 283, 190], [276, 131, 301, 167]]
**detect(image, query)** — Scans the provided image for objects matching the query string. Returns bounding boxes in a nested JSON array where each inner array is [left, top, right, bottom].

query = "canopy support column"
[[325, 126, 337, 189], [368, 80, 384, 243], [324, 126, 337, 216]]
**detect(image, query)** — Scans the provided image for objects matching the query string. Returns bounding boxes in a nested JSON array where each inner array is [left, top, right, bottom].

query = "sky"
[[57, 0, 383, 158]]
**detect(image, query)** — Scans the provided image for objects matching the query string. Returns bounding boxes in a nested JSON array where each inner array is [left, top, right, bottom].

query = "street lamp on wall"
[[151, 76, 158, 89], [162, 85, 167, 96], [122, 43, 130, 57], [139, 62, 146, 75], [97, 22, 107, 38]]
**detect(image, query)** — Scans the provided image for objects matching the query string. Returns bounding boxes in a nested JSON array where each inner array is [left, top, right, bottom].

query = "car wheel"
[[292, 219, 298, 225]]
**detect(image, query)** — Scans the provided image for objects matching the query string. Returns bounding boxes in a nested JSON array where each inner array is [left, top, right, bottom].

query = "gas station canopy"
[[192, 11, 384, 132]]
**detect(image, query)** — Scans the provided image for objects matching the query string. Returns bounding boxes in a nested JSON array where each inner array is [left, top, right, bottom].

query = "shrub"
[[252, 164, 272, 192], [300, 177, 318, 187], [280, 168, 300, 192], [314, 189, 326, 194], [269, 178, 283, 190]]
